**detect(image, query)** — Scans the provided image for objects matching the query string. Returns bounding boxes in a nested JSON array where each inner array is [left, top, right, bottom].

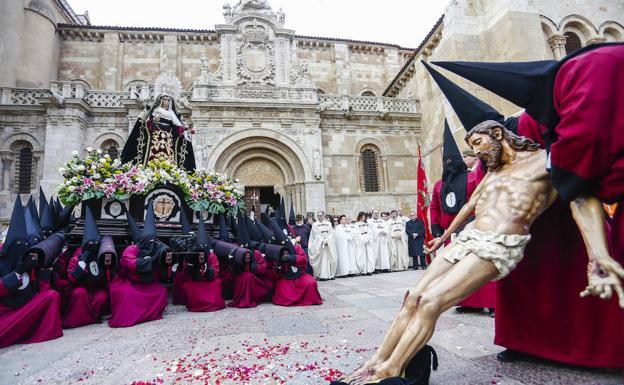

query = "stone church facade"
[[0, 0, 622, 221]]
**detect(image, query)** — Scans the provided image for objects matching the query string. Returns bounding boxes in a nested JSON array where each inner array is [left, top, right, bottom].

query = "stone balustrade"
[[318, 94, 418, 114]]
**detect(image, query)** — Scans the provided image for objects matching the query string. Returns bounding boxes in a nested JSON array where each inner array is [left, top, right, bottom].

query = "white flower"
[[93, 173, 101, 180], [58, 167, 65, 173], [72, 150, 79, 156], [68, 186, 76, 192], [99, 158, 106, 163], [96, 149, 102, 154], [86, 147, 93, 152], [105, 154, 111, 159], [65, 180, 71, 186], [77, 165, 86, 171]]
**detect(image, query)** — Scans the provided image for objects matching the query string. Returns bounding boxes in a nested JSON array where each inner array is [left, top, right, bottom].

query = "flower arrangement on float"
[[56, 148, 244, 214]]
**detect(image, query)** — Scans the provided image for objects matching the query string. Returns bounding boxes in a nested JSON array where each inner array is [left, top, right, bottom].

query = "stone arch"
[[1, 134, 42, 194], [1, 132, 42, 152], [599, 21, 624, 42], [540, 15, 558, 38], [360, 89, 377, 97], [560, 15, 597, 43], [207, 129, 313, 182], [354, 137, 387, 155], [92, 132, 125, 149], [70, 78, 93, 90]]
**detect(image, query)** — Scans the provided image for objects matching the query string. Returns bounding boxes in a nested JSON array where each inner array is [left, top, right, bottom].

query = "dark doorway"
[[244, 186, 281, 217]]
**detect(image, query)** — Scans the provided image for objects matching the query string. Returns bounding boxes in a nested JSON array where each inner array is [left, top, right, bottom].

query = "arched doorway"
[[209, 131, 316, 216]]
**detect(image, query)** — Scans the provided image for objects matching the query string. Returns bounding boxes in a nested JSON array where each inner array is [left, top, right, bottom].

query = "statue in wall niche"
[[233, 0, 272, 13], [121, 73, 196, 171], [277, 7, 285, 24]]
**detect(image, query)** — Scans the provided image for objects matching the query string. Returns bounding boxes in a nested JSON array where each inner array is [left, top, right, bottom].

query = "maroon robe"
[[218, 260, 235, 300], [431, 170, 497, 309], [174, 251, 225, 312], [494, 91, 624, 367], [228, 250, 273, 308], [62, 248, 111, 328], [272, 244, 323, 307], [107, 245, 167, 328], [0, 274, 63, 348]]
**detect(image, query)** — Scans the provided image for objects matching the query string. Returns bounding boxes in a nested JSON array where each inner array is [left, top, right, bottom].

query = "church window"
[[12, 141, 34, 194], [360, 145, 381, 192], [564, 32, 582, 55], [101, 139, 120, 160]]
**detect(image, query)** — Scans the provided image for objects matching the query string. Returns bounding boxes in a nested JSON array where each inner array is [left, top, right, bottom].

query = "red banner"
[[416, 144, 433, 243]]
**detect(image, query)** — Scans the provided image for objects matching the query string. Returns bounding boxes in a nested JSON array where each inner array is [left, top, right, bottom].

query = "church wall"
[[395, 0, 624, 184], [58, 39, 103, 88]]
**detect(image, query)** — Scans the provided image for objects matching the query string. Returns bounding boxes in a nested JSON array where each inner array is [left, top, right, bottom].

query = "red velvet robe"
[[218, 260, 235, 300], [228, 250, 273, 308], [0, 274, 63, 348], [494, 50, 624, 368], [430, 171, 497, 309], [272, 245, 323, 307], [107, 245, 168, 328], [62, 248, 111, 328], [173, 251, 225, 312]]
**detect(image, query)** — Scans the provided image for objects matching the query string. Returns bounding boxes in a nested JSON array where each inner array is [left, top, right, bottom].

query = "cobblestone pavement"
[[0, 270, 622, 385]]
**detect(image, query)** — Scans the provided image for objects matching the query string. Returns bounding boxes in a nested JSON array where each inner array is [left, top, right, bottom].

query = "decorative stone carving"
[[313, 146, 322, 180], [289, 61, 315, 88], [236, 19, 276, 86]]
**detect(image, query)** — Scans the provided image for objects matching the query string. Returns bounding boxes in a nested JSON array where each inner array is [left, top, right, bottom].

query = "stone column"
[[101, 32, 121, 90], [334, 43, 351, 95], [17, 5, 59, 87], [39, 104, 88, 195], [160, 35, 178, 75], [547, 35, 567, 60], [0, 152, 13, 191], [381, 155, 390, 192], [0, 1, 24, 87]]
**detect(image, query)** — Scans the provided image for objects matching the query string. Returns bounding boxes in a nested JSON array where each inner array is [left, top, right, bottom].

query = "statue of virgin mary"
[[121, 74, 196, 171]]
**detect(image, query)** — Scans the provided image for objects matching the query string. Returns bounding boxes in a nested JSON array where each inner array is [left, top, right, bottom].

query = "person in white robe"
[[334, 215, 357, 277], [308, 211, 337, 280], [388, 210, 410, 271], [354, 211, 375, 274], [397, 209, 409, 225], [368, 209, 391, 272]]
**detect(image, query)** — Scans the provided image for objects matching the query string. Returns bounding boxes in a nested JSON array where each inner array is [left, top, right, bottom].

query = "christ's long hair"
[[465, 120, 540, 152]]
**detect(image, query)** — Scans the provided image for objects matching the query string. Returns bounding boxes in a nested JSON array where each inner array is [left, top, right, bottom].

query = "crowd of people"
[[0, 191, 325, 348], [294, 209, 427, 281]]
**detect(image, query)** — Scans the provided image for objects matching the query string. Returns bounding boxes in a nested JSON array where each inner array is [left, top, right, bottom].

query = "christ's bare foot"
[[349, 362, 400, 385]]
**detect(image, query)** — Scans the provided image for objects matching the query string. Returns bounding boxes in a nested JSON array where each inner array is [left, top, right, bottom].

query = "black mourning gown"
[[121, 116, 196, 171]]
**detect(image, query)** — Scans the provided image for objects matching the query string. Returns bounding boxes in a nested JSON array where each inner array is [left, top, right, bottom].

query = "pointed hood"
[[54, 197, 63, 216], [38, 186, 48, 221], [235, 210, 251, 247], [288, 203, 296, 226], [40, 200, 57, 234], [228, 213, 238, 238], [55, 204, 75, 231], [1, 196, 29, 270], [441, 120, 468, 215], [422, 61, 504, 131], [218, 213, 232, 243], [278, 197, 287, 229], [24, 206, 44, 245], [82, 206, 101, 249], [246, 214, 263, 242], [142, 200, 157, 238], [256, 220, 274, 243], [197, 213, 209, 249], [27, 196, 39, 224], [265, 213, 296, 255], [125, 209, 143, 243], [179, 209, 191, 235]]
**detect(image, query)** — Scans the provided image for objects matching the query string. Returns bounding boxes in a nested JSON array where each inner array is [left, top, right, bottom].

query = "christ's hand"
[[580, 258, 624, 308], [425, 238, 443, 254]]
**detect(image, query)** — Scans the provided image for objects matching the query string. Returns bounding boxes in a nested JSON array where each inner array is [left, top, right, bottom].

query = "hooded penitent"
[[126, 201, 170, 282], [218, 213, 232, 243], [439, 120, 468, 215], [277, 197, 287, 231], [1, 196, 38, 308], [236, 210, 251, 248], [246, 214, 263, 242], [98, 235, 117, 282], [288, 204, 296, 226], [24, 205, 44, 248], [265, 213, 296, 256]]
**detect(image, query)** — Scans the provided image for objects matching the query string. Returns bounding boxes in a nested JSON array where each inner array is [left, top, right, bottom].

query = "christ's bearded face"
[[468, 132, 503, 171]]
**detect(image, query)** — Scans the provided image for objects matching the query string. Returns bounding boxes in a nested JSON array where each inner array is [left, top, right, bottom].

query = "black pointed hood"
[[55, 204, 75, 231], [54, 197, 63, 216], [179, 209, 191, 235], [142, 200, 157, 239], [27, 196, 39, 224], [422, 61, 504, 131], [441, 120, 468, 215], [197, 213, 209, 249], [218, 213, 232, 243], [236, 210, 251, 247], [228, 213, 238, 238], [288, 204, 296, 226], [125, 209, 143, 243], [278, 197, 287, 229], [38, 187, 48, 221], [1, 196, 29, 271], [40, 200, 57, 234], [266, 213, 296, 255], [246, 215, 263, 242], [256, 220, 274, 243], [24, 206, 44, 245], [82, 206, 101, 249]]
